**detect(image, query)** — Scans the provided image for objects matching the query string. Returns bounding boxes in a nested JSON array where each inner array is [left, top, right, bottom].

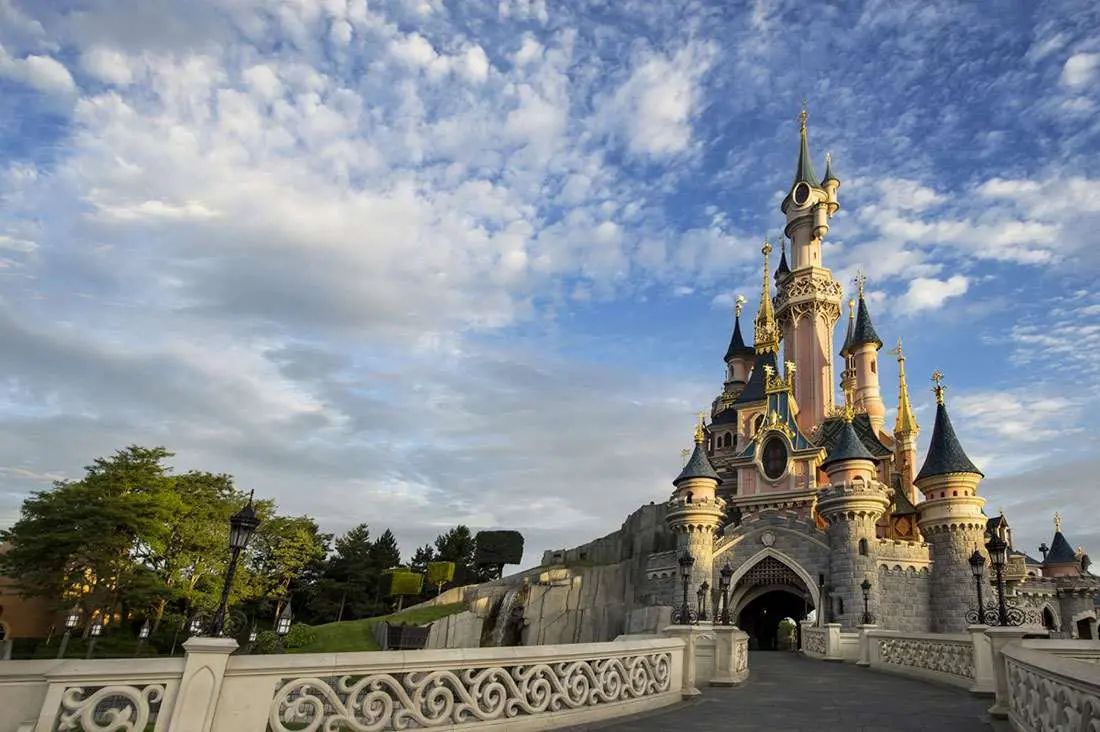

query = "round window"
[[762, 436, 788, 480], [792, 181, 811, 206]]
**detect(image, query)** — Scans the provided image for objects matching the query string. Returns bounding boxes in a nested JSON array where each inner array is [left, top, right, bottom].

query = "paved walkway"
[[576, 652, 995, 731]]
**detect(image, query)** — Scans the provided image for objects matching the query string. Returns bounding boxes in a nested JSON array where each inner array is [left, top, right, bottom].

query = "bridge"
[[585, 651, 996, 731]]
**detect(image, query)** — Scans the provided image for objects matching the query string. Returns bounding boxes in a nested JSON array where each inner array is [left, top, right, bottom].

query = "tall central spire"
[[754, 238, 780, 353], [792, 101, 820, 187]]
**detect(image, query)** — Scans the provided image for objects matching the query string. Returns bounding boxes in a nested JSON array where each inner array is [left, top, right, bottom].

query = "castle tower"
[[914, 372, 986, 634], [848, 273, 886, 435], [666, 414, 725, 616], [776, 107, 843, 434], [816, 408, 890, 628], [889, 338, 920, 506]]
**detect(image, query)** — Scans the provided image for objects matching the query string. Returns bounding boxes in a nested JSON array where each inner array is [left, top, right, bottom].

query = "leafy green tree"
[[433, 525, 491, 584], [246, 515, 331, 623], [409, 544, 435, 575]]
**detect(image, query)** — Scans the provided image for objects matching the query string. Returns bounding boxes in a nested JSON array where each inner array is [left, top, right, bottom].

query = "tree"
[[307, 524, 375, 623], [246, 515, 331, 623], [409, 544, 435, 575], [433, 525, 491, 585]]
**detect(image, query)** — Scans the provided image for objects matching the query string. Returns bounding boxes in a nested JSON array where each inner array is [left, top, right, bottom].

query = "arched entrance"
[[729, 555, 815, 651]]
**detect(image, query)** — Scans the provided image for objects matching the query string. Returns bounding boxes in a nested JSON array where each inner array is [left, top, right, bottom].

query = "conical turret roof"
[[775, 242, 791, 281], [915, 387, 983, 482], [724, 311, 755, 362], [823, 151, 838, 183], [674, 441, 720, 486], [821, 416, 876, 470], [840, 298, 856, 357], [851, 294, 883, 351], [793, 110, 820, 187]]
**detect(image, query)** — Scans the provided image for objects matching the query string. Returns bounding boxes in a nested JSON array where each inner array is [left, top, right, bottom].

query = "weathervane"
[[931, 370, 946, 405], [735, 294, 746, 318], [853, 269, 866, 299]]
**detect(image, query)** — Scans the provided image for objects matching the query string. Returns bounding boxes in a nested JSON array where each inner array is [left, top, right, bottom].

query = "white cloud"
[[80, 47, 134, 85], [1061, 52, 1100, 88], [898, 276, 969, 314], [878, 179, 945, 212], [0, 49, 75, 95]]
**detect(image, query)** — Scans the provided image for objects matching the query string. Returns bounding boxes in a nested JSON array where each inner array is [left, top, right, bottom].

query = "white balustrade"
[[1002, 642, 1100, 732], [865, 630, 976, 688]]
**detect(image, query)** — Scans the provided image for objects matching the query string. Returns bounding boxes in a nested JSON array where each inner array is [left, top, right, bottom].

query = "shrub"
[[283, 623, 316, 649], [252, 630, 280, 655]]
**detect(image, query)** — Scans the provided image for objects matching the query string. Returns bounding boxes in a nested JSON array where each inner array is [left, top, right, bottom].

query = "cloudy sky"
[[1, 0, 1098, 568]]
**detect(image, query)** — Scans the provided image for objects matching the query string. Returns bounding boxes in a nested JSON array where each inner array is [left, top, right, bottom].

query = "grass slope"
[[291, 602, 467, 653]]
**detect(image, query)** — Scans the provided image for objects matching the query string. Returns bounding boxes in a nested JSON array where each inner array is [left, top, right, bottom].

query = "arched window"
[[870, 361, 877, 374], [837, 598, 845, 616], [723, 433, 732, 448], [686, 491, 693, 504], [858, 538, 868, 556], [1042, 607, 1057, 631], [762, 437, 788, 480]]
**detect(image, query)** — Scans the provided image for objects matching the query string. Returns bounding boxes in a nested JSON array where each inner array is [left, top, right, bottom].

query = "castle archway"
[[724, 550, 817, 651]]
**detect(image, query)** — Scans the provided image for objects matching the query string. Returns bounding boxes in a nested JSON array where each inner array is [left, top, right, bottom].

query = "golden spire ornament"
[[735, 294, 746, 318], [931, 370, 946, 406], [799, 98, 808, 132], [694, 411, 707, 444], [1055, 512, 1062, 533], [888, 338, 918, 435], [753, 238, 780, 353], [854, 269, 867, 299]]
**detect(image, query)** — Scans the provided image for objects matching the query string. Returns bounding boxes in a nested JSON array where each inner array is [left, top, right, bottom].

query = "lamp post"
[[86, 617, 103, 659], [697, 580, 709, 621], [986, 534, 1009, 627], [859, 579, 875, 625], [209, 492, 261, 637], [968, 549, 986, 624], [57, 605, 81, 659], [677, 552, 695, 624], [188, 614, 204, 637], [718, 563, 733, 625], [275, 604, 293, 651], [246, 625, 258, 654], [134, 619, 151, 657]]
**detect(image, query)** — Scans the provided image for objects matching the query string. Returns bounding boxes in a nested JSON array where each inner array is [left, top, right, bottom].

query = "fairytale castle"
[[542, 110, 1099, 649]]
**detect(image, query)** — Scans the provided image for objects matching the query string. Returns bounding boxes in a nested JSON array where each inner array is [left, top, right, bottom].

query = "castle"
[[542, 109, 1099, 649]]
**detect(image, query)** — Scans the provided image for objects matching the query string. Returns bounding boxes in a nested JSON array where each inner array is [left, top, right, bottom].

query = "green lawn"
[[290, 602, 466, 653]]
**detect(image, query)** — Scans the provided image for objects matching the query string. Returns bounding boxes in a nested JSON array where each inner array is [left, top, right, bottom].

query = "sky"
[[1, 0, 1099, 569]]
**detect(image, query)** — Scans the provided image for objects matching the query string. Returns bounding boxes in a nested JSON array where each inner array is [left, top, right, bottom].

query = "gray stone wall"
[[827, 513, 881, 629], [924, 523, 987, 633], [1057, 591, 1098, 639], [876, 566, 931, 632]]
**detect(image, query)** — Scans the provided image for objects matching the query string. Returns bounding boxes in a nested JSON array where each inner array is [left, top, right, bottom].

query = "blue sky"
[[0, 0, 1098, 566]]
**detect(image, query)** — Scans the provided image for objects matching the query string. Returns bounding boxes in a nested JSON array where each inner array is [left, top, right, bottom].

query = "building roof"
[[823, 151, 838, 183], [840, 300, 856, 357], [712, 405, 739, 426], [674, 442, 720, 486], [1009, 548, 1043, 566], [724, 313, 755, 362], [914, 400, 983, 482], [891, 477, 919, 516], [850, 295, 883, 351], [1044, 530, 1079, 566], [793, 120, 820, 187], [775, 245, 791, 281], [733, 351, 778, 406], [816, 413, 893, 458], [820, 418, 876, 470]]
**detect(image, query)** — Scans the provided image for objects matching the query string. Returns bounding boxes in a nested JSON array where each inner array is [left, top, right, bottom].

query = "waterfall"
[[488, 589, 520, 647]]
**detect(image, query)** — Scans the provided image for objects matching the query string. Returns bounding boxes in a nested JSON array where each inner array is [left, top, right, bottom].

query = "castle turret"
[[822, 152, 840, 217], [723, 295, 756, 390], [839, 298, 857, 406], [889, 338, 920, 506], [850, 273, 886, 435], [816, 408, 890, 628], [914, 372, 986, 633], [666, 414, 725, 617], [776, 105, 843, 434]]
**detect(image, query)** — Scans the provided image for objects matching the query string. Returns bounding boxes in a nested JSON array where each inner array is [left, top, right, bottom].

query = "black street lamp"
[[246, 626, 259, 654], [677, 552, 695, 625], [85, 617, 103, 659], [275, 604, 293, 651], [859, 579, 875, 624], [986, 534, 1010, 627], [968, 549, 986, 624], [134, 619, 151, 657], [697, 580, 710, 621], [57, 605, 81, 659], [718, 563, 733, 625], [209, 492, 261, 637]]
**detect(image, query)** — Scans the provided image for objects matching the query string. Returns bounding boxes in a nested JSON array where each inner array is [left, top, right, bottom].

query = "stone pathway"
[[572, 652, 995, 731]]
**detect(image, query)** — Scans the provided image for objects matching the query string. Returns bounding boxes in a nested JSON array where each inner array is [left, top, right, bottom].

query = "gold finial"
[[848, 297, 855, 320], [853, 269, 866, 299], [693, 411, 706, 444], [889, 338, 917, 434], [842, 402, 854, 423], [1054, 512, 1062, 533], [735, 294, 746, 318], [785, 360, 796, 375], [681, 448, 690, 465], [799, 98, 808, 132], [763, 363, 775, 379], [931, 370, 946, 405], [825, 151, 832, 166], [762, 236, 772, 257], [891, 337, 904, 360]]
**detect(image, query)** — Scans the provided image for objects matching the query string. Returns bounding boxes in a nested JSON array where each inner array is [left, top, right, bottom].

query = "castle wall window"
[[723, 433, 733, 448], [753, 414, 764, 434], [858, 538, 868, 556], [762, 437, 788, 480], [871, 361, 876, 374]]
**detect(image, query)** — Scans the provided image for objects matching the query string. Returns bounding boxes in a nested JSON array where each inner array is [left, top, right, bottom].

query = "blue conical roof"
[[821, 419, 875, 470], [724, 313, 755, 362], [1044, 531, 1078, 565], [915, 401, 983, 482], [793, 126, 820, 187], [674, 442, 720, 486], [850, 295, 882, 351]]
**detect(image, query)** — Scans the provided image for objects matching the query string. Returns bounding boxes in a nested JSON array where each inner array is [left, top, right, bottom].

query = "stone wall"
[[425, 611, 484, 649], [827, 513, 881, 629], [523, 563, 633, 645], [876, 566, 931, 632], [540, 502, 673, 567], [923, 523, 988, 633]]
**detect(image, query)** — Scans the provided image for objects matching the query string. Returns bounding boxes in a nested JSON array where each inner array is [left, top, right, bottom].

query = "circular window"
[[792, 181, 811, 206], [762, 436, 788, 480]]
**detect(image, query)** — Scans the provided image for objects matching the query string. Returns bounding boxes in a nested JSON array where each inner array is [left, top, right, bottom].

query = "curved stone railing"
[[1002, 643, 1100, 731], [802, 626, 828, 659], [218, 637, 684, 731], [866, 630, 975, 688]]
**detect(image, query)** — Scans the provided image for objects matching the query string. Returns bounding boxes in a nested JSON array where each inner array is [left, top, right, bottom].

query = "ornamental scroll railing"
[[874, 634, 975, 682], [802, 626, 827, 659], [1002, 643, 1100, 732], [220, 637, 684, 732]]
